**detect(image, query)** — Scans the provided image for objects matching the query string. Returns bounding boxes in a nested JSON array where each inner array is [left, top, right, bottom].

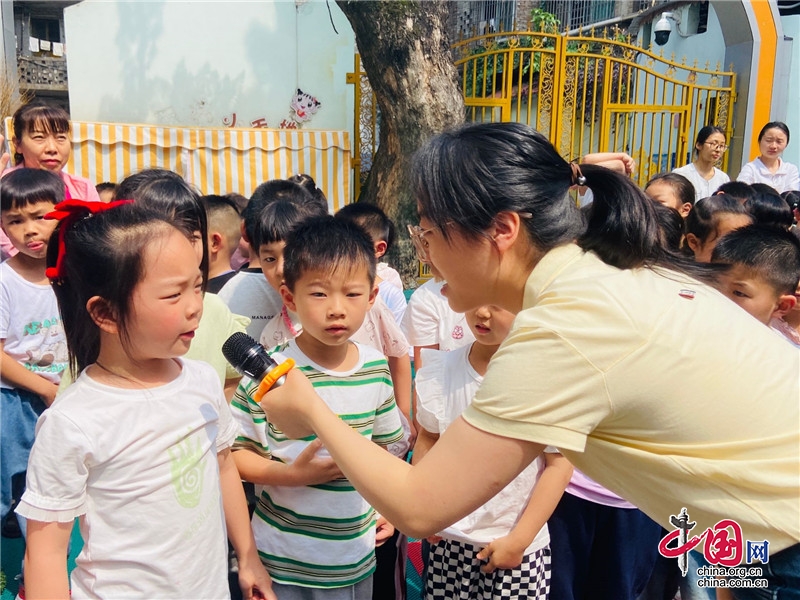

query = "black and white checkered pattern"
[[425, 539, 551, 599]]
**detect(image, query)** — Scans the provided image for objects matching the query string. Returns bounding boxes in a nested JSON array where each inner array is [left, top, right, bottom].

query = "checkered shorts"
[[425, 538, 551, 600]]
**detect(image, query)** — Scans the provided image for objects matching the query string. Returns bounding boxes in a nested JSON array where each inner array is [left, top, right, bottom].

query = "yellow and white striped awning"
[[3, 118, 351, 212]]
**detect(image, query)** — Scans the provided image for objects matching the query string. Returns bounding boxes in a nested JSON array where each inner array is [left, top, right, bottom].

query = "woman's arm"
[[23, 519, 72, 600], [260, 368, 544, 538]]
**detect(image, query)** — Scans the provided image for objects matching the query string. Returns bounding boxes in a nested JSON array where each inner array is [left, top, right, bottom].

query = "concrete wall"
[[780, 15, 800, 166], [63, 0, 356, 132]]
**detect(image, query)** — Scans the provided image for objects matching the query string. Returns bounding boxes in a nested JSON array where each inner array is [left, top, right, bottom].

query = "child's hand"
[[0, 133, 9, 172], [237, 557, 277, 600], [41, 382, 59, 407], [476, 534, 526, 573], [287, 439, 343, 485], [375, 515, 395, 547], [426, 534, 442, 544]]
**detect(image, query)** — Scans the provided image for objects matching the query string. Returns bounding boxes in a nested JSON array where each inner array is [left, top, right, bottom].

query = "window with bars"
[[457, 0, 517, 36], [541, 0, 615, 29]]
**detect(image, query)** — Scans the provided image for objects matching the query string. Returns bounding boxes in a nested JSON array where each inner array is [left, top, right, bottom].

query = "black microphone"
[[222, 332, 295, 401]]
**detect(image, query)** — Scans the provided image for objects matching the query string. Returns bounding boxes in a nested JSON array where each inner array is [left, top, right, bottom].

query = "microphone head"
[[222, 332, 275, 380]]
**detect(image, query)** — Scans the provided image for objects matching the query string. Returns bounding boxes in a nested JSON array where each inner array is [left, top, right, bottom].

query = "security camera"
[[654, 13, 671, 46]]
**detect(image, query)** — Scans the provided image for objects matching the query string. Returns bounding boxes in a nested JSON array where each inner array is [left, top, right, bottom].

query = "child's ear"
[[772, 294, 797, 319], [86, 296, 118, 334], [209, 231, 224, 254], [684, 232, 701, 255], [280, 284, 297, 312], [373, 240, 387, 259], [680, 203, 693, 218], [240, 221, 250, 245], [368, 284, 378, 308]]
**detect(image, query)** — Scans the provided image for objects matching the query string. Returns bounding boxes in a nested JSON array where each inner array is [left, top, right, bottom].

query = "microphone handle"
[[252, 358, 296, 403]]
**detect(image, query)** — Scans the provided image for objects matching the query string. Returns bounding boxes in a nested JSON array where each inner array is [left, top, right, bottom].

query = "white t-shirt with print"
[[415, 346, 550, 553], [401, 279, 475, 351], [0, 261, 67, 387], [16, 359, 236, 599]]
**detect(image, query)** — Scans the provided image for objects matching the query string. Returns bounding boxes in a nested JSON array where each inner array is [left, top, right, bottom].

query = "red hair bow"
[[44, 199, 132, 280]]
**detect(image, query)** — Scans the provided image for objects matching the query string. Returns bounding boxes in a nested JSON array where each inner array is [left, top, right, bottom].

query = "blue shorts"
[[1, 387, 47, 520]]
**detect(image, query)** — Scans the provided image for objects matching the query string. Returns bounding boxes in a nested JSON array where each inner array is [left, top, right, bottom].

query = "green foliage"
[[1, 569, 6, 594], [461, 8, 560, 98], [529, 7, 560, 33]]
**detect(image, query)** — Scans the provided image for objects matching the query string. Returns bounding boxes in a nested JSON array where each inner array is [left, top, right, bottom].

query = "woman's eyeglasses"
[[407, 224, 437, 262], [703, 141, 728, 152]]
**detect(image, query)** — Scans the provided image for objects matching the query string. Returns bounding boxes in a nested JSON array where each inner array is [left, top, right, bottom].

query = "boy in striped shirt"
[[231, 215, 406, 599]]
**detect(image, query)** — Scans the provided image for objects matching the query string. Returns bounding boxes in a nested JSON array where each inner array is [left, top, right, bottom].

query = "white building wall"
[[780, 15, 800, 166], [64, 0, 355, 133]]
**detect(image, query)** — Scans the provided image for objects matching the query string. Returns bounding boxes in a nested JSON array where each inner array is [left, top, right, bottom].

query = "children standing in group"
[[16, 202, 274, 599], [413, 303, 572, 599], [711, 223, 800, 344], [218, 180, 314, 339], [683, 193, 753, 262], [231, 215, 407, 599], [257, 199, 412, 434], [0, 169, 67, 539], [113, 169, 249, 399]]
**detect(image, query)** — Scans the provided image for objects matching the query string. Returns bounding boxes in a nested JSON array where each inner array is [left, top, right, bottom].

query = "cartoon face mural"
[[290, 89, 321, 123]]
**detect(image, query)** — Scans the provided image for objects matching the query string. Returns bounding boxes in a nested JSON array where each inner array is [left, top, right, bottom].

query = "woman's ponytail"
[[578, 163, 721, 282], [577, 164, 664, 269]]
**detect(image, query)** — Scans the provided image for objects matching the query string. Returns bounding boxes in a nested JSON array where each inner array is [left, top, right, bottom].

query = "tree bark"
[[337, 0, 465, 286]]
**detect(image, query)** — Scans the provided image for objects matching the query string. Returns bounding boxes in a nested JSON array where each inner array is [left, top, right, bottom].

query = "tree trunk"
[[337, 0, 465, 286]]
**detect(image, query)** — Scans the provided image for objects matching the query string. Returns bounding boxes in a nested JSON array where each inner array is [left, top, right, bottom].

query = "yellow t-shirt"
[[463, 244, 800, 552]]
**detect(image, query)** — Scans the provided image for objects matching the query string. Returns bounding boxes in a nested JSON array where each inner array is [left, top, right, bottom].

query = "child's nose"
[[327, 296, 345, 317], [188, 291, 204, 319]]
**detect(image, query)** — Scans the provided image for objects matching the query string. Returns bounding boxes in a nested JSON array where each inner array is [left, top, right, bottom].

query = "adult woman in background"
[[260, 122, 799, 598], [673, 125, 730, 202], [1, 103, 101, 258], [737, 121, 800, 193]]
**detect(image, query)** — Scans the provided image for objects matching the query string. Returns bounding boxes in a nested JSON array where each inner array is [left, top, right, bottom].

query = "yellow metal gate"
[[452, 27, 736, 186], [351, 28, 736, 192]]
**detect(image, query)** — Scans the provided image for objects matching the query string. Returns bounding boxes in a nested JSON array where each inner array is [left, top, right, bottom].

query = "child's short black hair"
[[711, 224, 800, 295], [335, 202, 396, 251], [1, 168, 65, 211], [714, 181, 755, 204], [746, 184, 794, 229], [201, 194, 242, 247], [685, 194, 750, 245], [242, 179, 316, 247], [253, 198, 327, 249], [283, 215, 376, 291], [287, 173, 329, 213], [95, 181, 117, 195]]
